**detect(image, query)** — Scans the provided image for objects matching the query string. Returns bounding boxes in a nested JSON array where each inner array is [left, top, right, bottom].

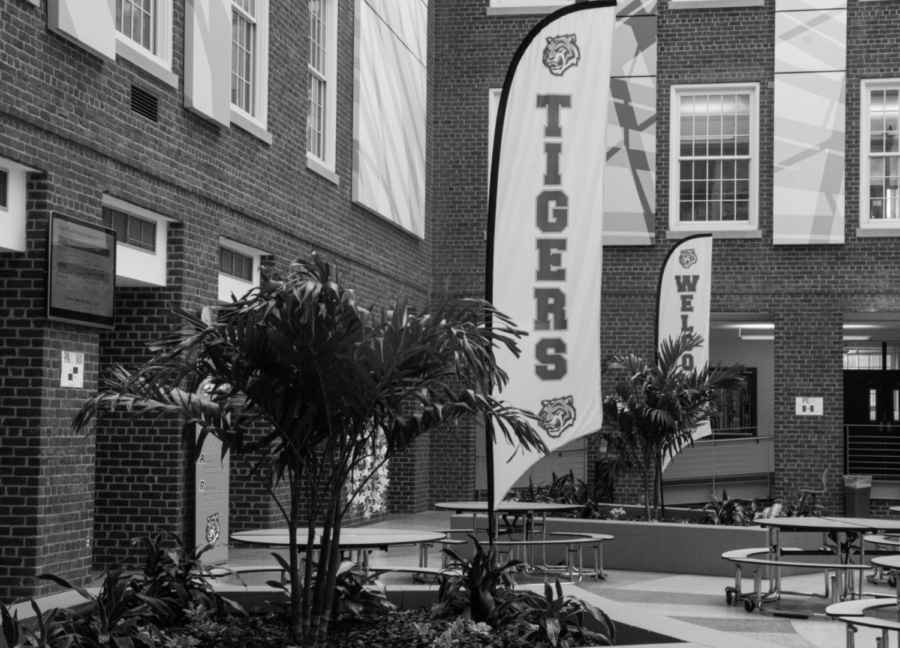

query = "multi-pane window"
[[219, 247, 254, 281], [308, 0, 328, 160], [232, 0, 257, 115], [117, 0, 156, 54], [102, 206, 157, 252], [866, 87, 899, 222], [678, 92, 751, 223]]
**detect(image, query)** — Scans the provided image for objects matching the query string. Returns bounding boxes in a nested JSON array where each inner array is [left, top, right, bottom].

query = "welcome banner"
[[487, 2, 617, 509], [656, 234, 713, 453]]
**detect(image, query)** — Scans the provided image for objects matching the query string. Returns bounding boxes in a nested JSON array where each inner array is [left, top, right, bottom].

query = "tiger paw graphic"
[[537, 396, 576, 438]]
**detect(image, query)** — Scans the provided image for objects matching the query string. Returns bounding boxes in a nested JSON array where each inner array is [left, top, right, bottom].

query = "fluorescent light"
[[738, 323, 775, 330], [843, 335, 872, 341], [739, 327, 774, 340]]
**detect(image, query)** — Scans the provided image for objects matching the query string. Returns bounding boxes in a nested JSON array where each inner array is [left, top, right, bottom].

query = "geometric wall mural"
[[773, 2, 846, 245], [773, 71, 846, 244], [604, 8, 657, 245], [353, 0, 427, 238]]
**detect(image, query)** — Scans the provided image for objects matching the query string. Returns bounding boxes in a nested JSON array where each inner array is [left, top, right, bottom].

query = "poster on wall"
[[47, 212, 116, 329], [487, 1, 617, 509]]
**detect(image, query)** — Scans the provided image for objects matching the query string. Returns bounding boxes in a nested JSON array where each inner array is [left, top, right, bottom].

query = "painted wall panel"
[[364, 0, 428, 62], [184, 0, 232, 128], [611, 16, 656, 78], [773, 72, 846, 244], [48, 0, 116, 62], [195, 431, 228, 565], [617, 0, 657, 16], [0, 166, 29, 253], [604, 77, 656, 245], [353, 0, 426, 237], [774, 10, 846, 74], [775, 0, 845, 11]]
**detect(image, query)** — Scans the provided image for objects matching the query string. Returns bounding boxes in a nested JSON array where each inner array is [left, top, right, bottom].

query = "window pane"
[[708, 201, 721, 221], [694, 202, 707, 221], [680, 201, 693, 221], [723, 201, 735, 221], [680, 160, 693, 180]]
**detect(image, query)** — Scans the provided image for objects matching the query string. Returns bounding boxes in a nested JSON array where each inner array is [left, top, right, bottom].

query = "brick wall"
[[432, 0, 900, 513], [0, 0, 434, 600]]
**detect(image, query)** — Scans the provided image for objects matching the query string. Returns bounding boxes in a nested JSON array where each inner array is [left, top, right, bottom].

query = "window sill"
[[667, 229, 762, 239], [486, 5, 569, 15], [307, 155, 340, 185], [668, 0, 763, 9], [856, 227, 900, 238], [116, 39, 178, 89], [230, 110, 273, 145]]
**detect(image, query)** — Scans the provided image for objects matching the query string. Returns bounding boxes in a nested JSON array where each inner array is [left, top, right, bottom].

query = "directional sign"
[[796, 397, 823, 416]]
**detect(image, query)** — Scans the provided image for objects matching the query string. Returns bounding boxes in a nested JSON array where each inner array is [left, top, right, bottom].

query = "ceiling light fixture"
[[843, 335, 872, 341]]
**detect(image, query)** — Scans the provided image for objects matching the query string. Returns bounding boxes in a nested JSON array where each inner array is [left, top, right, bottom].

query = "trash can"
[[843, 475, 872, 517]]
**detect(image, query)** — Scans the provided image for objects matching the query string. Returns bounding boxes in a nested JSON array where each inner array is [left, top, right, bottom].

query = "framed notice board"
[[47, 212, 116, 329]]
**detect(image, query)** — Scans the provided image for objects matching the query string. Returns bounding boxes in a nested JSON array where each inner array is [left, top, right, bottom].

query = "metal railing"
[[845, 424, 900, 479], [663, 428, 775, 492]]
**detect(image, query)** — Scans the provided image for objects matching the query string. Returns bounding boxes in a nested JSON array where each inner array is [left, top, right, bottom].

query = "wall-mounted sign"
[[796, 397, 823, 416], [60, 350, 84, 388], [47, 212, 116, 329]]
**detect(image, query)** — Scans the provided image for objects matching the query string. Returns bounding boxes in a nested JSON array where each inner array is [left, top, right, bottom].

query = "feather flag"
[[487, 2, 617, 510]]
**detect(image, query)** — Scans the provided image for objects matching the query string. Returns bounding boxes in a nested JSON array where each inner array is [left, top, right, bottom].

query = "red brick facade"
[[1, 0, 433, 600]]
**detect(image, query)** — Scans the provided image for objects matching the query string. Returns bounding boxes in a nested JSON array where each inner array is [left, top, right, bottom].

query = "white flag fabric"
[[488, 2, 617, 509], [656, 234, 713, 461]]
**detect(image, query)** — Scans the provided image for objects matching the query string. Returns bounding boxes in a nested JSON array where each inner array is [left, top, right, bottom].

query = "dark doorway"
[[712, 367, 757, 438], [844, 369, 900, 478]]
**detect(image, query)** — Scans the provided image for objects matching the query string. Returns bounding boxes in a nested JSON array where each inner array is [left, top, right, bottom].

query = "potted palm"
[[72, 254, 546, 647], [601, 332, 745, 521]]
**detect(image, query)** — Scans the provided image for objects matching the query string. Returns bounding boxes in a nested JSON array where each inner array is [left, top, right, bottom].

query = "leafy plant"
[[132, 531, 241, 620], [72, 255, 546, 646], [701, 490, 751, 526], [332, 561, 397, 618], [431, 536, 523, 623], [602, 332, 746, 521], [1, 601, 80, 648], [493, 579, 615, 648], [38, 566, 169, 648]]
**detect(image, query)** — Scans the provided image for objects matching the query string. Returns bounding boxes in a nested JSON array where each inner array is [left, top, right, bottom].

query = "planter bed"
[[449, 512, 826, 578]]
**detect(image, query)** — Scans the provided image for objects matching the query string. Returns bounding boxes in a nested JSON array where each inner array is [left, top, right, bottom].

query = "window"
[[117, 0, 156, 53], [217, 238, 263, 302], [219, 247, 253, 281], [102, 205, 157, 252], [861, 80, 900, 229], [307, 0, 337, 171], [114, 0, 175, 87], [230, 0, 270, 136], [0, 169, 7, 210], [488, 0, 572, 10], [670, 84, 759, 232]]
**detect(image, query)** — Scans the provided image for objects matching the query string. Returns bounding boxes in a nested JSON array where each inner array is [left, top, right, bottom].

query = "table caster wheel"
[[743, 599, 756, 613], [725, 588, 734, 605]]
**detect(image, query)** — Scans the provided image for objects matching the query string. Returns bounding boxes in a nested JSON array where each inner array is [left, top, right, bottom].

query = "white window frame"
[[669, 82, 760, 234], [218, 238, 264, 303], [114, 0, 177, 88], [307, 0, 339, 179], [230, 0, 271, 143], [860, 79, 900, 231], [102, 195, 171, 288]]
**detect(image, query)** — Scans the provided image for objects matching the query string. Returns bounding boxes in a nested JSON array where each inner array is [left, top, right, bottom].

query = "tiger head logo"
[[205, 513, 220, 545], [679, 248, 698, 269], [537, 396, 576, 438], [542, 35, 580, 77]]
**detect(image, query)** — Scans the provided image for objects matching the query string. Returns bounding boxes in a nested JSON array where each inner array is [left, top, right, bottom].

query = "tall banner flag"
[[487, 2, 617, 510], [656, 233, 713, 465]]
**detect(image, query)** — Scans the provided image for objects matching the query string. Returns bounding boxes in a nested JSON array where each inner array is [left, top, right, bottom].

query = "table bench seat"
[[826, 597, 897, 617], [494, 533, 613, 583]]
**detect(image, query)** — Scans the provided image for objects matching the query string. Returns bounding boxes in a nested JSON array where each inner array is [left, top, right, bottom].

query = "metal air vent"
[[130, 85, 159, 123], [0, 170, 7, 209]]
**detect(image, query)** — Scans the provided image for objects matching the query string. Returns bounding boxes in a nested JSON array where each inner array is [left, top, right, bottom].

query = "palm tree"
[[72, 254, 546, 647], [601, 332, 745, 521]]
